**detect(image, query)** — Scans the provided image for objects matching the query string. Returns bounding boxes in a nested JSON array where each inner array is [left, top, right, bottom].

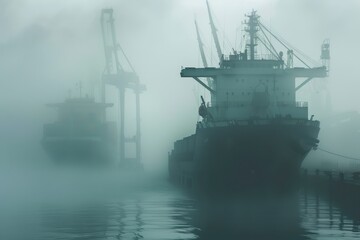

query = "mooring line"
[[317, 147, 360, 161]]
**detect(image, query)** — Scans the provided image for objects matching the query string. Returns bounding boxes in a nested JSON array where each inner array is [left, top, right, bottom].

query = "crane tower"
[[100, 8, 145, 167]]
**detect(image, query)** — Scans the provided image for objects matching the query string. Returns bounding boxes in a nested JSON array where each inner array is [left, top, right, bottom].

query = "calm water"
[[1, 169, 360, 240]]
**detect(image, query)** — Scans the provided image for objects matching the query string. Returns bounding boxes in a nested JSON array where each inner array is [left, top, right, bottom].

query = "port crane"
[[100, 8, 145, 166]]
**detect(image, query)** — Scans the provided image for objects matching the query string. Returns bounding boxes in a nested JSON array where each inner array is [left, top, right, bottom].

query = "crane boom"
[[101, 9, 123, 74], [206, 0, 222, 62], [195, 19, 208, 68], [195, 19, 214, 91]]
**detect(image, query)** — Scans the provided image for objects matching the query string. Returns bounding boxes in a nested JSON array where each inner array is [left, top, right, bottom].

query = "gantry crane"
[[100, 8, 145, 166]]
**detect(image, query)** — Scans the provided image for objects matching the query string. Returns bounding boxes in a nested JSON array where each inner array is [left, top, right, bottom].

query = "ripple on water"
[[3, 176, 360, 240]]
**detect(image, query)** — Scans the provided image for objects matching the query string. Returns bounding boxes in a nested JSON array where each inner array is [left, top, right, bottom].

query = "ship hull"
[[42, 119, 117, 165], [42, 138, 115, 164], [169, 119, 320, 193]]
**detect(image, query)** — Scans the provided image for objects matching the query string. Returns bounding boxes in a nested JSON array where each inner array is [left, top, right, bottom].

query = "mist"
[[1, 1, 360, 239], [1, 0, 360, 171]]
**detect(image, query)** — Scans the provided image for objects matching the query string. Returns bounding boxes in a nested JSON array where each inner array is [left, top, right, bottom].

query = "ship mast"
[[245, 10, 259, 60], [206, 0, 222, 62]]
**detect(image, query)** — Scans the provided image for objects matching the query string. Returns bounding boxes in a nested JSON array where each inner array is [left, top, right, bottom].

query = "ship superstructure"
[[169, 9, 327, 192], [42, 97, 117, 164]]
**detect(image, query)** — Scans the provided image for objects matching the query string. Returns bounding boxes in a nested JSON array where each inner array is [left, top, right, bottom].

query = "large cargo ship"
[[42, 97, 117, 164], [169, 9, 327, 192]]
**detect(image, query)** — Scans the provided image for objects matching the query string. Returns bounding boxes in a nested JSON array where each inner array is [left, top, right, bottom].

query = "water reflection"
[[41, 204, 110, 239], [180, 194, 311, 240], [35, 184, 360, 240], [301, 187, 360, 239]]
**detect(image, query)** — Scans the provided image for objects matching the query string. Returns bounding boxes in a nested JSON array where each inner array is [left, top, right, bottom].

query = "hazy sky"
[[1, 0, 360, 169]]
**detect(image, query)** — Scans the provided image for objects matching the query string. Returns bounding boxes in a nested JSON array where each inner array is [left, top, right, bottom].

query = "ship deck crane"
[[195, 19, 215, 92], [101, 8, 145, 166], [195, 19, 208, 68], [206, 0, 222, 62]]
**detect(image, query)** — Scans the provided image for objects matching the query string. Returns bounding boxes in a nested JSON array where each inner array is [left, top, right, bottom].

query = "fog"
[[0, 0, 359, 181], [1, 0, 360, 172], [2, 0, 360, 239]]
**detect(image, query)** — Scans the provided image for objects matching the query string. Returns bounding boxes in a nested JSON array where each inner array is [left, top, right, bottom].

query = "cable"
[[274, 34, 320, 66], [317, 147, 360, 161], [258, 24, 280, 60], [118, 44, 136, 74], [258, 21, 310, 68], [259, 21, 321, 67], [257, 36, 279, 61]]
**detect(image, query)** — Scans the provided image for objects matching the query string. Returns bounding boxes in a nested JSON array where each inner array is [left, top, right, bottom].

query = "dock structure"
[[301, 169, 360, 204], [100, 8, 145, 166], [302, 168, 360, 185]]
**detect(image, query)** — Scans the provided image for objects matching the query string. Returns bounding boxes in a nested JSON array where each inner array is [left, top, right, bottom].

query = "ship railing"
[[207, 101, 252, 108], [254, 53, 279, 60], [222, 53, 279, 61], [197, 118, 319, 130], [207, 101, 308, 108]]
